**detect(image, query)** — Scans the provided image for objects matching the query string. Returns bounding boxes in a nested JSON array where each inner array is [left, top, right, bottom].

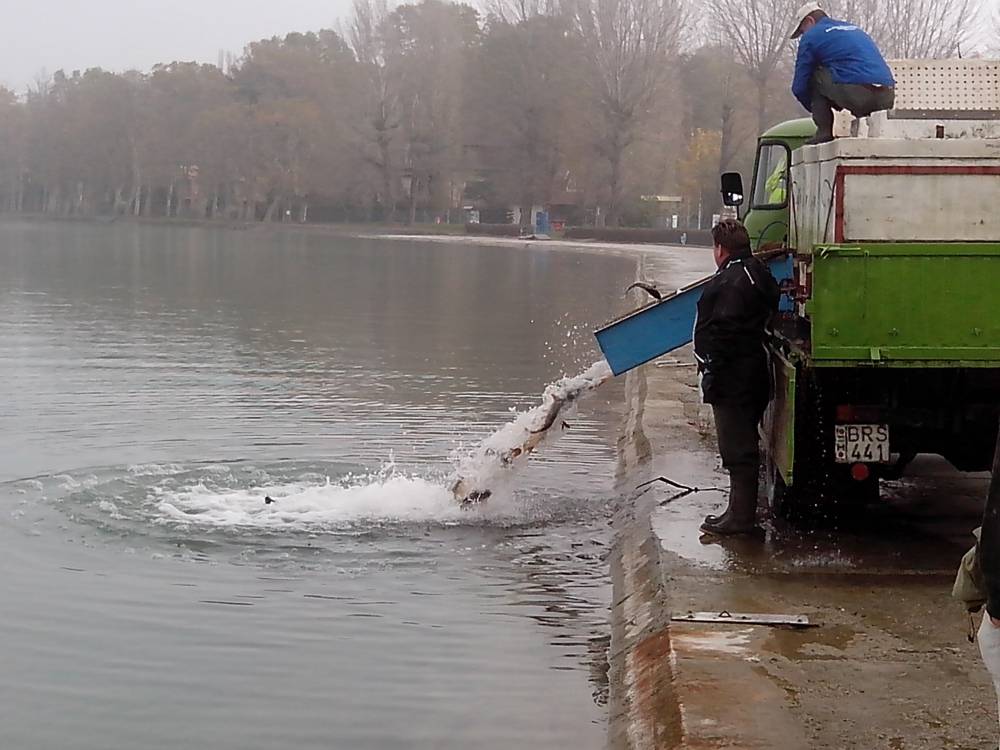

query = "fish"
[[451, 361, 612, 507]]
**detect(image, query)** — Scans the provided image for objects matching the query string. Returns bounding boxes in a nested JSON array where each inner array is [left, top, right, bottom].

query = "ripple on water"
[[4, 460, 607, 567]]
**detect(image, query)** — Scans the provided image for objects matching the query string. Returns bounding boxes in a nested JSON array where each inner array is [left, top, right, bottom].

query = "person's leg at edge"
[[701, 403, 762, 535], [807, 67, 837, 145], [978, 613, 1000, 748], [809, 92, 836, 145]]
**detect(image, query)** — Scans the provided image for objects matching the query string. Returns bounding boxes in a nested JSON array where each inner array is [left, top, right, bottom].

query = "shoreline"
[[0, 213, 711, 259]]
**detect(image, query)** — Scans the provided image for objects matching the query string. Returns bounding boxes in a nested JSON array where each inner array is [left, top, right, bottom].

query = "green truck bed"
[[803, 242, 1000, 366]]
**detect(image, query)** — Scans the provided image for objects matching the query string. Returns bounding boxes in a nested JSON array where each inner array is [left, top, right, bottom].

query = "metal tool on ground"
[[632, 476, 727, 505], [672, 610, 818, 628]]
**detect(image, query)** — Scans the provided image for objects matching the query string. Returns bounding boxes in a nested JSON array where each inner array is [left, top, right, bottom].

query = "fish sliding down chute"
[[451, 361, 612, 506], [451, 254, 793, 507]]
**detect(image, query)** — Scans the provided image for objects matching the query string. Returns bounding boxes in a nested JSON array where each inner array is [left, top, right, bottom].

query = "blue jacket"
[[791, 16, 895, 111]]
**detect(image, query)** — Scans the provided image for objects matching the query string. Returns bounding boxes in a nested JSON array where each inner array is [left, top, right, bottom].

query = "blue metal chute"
[[594, 252, 793, 377], [594, 277, 707, 376]]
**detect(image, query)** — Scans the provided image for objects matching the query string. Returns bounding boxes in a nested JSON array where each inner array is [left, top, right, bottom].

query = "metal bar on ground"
[[672, 611, 818, 628]]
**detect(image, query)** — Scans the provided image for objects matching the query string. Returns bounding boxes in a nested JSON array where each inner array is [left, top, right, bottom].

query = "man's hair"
[[807, 9, 828, 21], [711, 219, 751, 256]]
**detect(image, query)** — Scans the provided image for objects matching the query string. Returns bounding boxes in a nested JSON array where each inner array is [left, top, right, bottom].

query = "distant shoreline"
[[0, 212, 464, 237], [0, 213, 712, 260]]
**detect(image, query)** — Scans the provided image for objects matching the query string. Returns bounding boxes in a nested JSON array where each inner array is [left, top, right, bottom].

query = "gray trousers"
[[712, 403, 764, 486], [811, 66, 895, 131]]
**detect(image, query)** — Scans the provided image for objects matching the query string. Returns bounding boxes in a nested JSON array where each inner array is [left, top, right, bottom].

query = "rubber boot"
[[702, 471, 749, 528], [806, 95, 835, 145], [701, 472, 746, 527], [700, 471, 759, 535]]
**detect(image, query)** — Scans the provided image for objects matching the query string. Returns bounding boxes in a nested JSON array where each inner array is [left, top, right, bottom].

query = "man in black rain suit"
[[695, 219, 780, 536]]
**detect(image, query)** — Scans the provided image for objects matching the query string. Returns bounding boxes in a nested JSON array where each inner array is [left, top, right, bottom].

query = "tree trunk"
[[166, 182, 175, 218], [756, 76, 769, 136], [381, 159, 395, 222], [408, 177, 418, 226], [142, 186, 152, 218], [263, 195, 281, 223], [519, 200, 533, 230], [607, 148, 623, 227], [376, 107, 395, 222], [719, 98, 736, 174], [300, 202, 308, 223]]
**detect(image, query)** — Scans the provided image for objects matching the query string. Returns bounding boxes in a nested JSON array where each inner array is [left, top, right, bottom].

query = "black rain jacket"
[[693, 252, 780, 408]]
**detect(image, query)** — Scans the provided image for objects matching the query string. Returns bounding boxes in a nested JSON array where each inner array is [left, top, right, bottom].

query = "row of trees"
[[0, 0, 980, 227]]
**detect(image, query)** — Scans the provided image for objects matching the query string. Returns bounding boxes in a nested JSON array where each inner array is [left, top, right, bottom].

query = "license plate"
[[834, 424, 889, 463]]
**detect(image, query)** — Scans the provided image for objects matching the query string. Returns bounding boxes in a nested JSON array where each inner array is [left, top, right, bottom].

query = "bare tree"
[[827, 0, 887, 43], [471, 16, 576, 225], [482, 0, 560, 23], [810, 0, 981, 67], [567, 0, 686, 225], [866, 0, 978, 58], [349, 0, 401, 221], [706, 0, 799, 135], [383, 1, 480, 224]]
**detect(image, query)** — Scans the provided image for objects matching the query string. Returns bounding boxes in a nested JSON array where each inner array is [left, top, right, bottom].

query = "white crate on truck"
[[790, 138, 1000, 249], [865, 60, 1000, 140]]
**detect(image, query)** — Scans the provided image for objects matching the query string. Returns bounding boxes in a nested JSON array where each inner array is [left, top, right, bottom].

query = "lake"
[[0, 220, 709, 749]]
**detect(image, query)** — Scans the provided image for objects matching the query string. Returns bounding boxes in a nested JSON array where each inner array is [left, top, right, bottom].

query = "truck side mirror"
[[721, 172, 744, 207]]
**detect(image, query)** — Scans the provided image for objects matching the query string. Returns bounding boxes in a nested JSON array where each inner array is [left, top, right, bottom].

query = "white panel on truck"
[[791, 138, 1000, 248], [842, 172, 1000, 242]]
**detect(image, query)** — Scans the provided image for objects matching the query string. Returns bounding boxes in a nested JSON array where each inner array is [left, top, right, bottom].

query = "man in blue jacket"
[[790, 2, 895, 144]]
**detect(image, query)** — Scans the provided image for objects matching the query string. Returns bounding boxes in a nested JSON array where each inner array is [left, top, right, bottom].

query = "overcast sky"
[[1, 0, 354, 92], [4, 0, 997, 92]]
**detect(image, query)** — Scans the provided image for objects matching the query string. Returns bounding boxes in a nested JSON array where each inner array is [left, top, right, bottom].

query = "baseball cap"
[[790, 1, 823, 38]]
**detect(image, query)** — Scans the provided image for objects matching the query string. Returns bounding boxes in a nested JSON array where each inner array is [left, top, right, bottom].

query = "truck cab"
[[740, 118, 814, 252]]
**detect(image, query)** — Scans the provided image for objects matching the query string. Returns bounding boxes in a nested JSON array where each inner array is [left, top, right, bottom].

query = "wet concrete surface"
[[611, 350, 997, 749]]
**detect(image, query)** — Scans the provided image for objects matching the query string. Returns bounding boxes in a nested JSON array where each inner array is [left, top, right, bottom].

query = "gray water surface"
[[0, 221, 709, 749]]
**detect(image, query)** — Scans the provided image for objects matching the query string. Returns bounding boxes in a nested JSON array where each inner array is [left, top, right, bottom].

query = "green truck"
[[593, 60, 1000, 515], [721, 74, 1000, 513]]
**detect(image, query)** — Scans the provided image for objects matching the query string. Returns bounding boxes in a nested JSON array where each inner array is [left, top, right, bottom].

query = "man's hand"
[[991, 615, 1000, 628]]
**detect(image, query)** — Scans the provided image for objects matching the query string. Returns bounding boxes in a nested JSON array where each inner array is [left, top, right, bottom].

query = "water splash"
[[148, 360, 615, 529], [450, 360, 613, 503], [154, 472, 461, 528], [13, 361, 616, 535]]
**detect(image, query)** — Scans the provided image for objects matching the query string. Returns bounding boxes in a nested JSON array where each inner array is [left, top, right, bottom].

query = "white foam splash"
[[450, 360, 612, 498], [139, 360, 613, 531], [152, 474, 465, 529]]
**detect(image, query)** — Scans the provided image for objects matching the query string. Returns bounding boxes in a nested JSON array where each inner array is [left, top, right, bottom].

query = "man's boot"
[[702, 488, 735, 528], [806, 94, 835, 145], [700, 471, 759, 535]]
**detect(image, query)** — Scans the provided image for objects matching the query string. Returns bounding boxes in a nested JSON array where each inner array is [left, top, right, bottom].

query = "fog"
[[0, 0, 986, 228], [1, 0, 353, 92]]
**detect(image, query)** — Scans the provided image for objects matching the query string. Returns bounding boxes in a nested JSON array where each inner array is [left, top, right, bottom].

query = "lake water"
[[0, 221, 709, 750]]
